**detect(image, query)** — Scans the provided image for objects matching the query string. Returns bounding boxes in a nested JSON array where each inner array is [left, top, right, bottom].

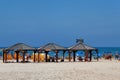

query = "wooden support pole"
[[62, 50, 66, 62], [97, 53, 99, 61], [55, 50, 58, 62], [3, 50, 5, 63], [22, 51, 25, 63], [89, 50, 92, 62], [38, 52, 40, 62], [38, 50, 41, 63], [16, 51, 19, 63], [96, 50, 99, 61], [84, 50, 89, 62], [5, 51, 7, 63], [68, 50, 72, 62], [45, 51, 48, 62], [34, 50, 36, 62], [73, 51, 76, 62]]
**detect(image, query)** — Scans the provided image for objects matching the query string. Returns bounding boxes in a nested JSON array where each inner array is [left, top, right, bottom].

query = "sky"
[[0, 0, 120, 47]]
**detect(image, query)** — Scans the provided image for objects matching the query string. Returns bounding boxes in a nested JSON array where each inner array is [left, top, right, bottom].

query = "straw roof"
[[68, 39, 97, 51], [6, 43, 35, 51], [39, 43, 66, 51]]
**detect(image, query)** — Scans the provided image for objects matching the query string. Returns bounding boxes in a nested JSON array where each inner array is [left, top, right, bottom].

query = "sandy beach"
[[0, 60, 120, 80]]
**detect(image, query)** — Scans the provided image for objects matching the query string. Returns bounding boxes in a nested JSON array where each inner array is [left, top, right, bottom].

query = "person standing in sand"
[[109, 53, 112, 61], [115, 52, 119, 60]]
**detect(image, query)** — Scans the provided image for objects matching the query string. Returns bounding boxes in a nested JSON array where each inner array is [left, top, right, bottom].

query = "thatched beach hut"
[[3, 43, 35, 63], [68, 39, 98, 62], [38, 43, 66, 62]]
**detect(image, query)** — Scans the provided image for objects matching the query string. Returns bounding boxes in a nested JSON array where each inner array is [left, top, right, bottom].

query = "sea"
[[0, 47, 120, 58]]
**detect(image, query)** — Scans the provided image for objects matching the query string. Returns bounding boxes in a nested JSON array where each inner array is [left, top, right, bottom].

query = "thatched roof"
[[68, 39, 97, 51], [38, 43, 66, 51], [6, 43, 35, 51]]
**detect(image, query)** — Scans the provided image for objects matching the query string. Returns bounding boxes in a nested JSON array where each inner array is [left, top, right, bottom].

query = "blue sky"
[[0, 0, 120, 47]]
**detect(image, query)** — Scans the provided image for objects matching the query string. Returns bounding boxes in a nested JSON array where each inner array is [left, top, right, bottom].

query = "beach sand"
[[0, 60, 120, 80]]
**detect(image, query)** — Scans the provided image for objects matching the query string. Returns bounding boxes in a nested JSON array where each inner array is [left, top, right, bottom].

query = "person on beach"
[[117, 54, 120, 61], [104, 53, 112, 61], [115, 52, 119, 60], [52, 57, 55, 62], [109, 53, 112, 61], [78, 56, 83, 61], [60, 57, 64, 62], [107, 52, 112, 61]]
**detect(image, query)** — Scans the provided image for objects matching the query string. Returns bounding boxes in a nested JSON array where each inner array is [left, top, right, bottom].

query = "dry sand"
[[0, 60, 120, 80]]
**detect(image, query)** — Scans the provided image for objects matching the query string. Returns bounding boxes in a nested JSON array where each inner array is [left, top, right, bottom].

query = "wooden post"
[[5, 51, 7, 63], [38, 50, 41, 63], [97, 53, 99, 61], [89, 50, 92, 62], [63, 50, 65, 62], [84, 50, 89, 62], [34, 50, 36, 62], [38, 52, 40, 62], [16, 51, 19, 63], [45, 51, 48, 62], [96, 50, 99, 61], [68, 50, 72, 62], [22, 51, 25, 63], [3, 50, 5, 63], [73, 51, 76, 62], [55, 50, 58, 62]]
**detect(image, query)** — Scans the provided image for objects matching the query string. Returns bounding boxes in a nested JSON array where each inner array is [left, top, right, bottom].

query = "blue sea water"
[[0, 47, 120, 57], [97, 47, 120, 54]]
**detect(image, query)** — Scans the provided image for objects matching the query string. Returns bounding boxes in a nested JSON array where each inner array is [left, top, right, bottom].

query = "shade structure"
[[38, 43, 66, 51], [3, 43, 35, 63], [68, 39, 98, 62], [5, 43, 35, 51], [38, 43, 66, 62]]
